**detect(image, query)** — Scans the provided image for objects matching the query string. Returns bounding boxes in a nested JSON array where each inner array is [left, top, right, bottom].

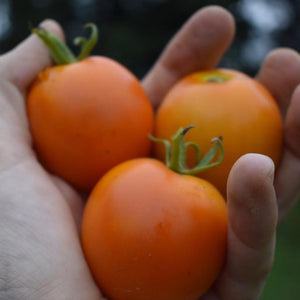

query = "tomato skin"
[[154, 69, 283, 195], [27, 56, 154, 191], [81, 158, 227, 300]]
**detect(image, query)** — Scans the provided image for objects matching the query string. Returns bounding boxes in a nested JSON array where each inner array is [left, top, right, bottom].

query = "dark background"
[[0, 0, 299, 78], [0, 1, 299, 299]]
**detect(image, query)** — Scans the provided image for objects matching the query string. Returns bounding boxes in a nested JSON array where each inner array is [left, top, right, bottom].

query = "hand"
[[0, 21, 102, 300], [143, 6, 300, 299], [0, 6, 299, 300]]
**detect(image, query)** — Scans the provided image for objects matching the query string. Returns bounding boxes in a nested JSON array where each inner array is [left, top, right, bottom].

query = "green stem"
[[32, 27, 76, 65], [32, 23, 98, 65], [149, 126, 224, 176], [147, 134, 171, 165], [75, 23, 98, 61], [168, 125, 194, 171]]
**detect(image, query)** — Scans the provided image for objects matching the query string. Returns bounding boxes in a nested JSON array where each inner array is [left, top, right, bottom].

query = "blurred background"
[[1, 0, 299, 77], [0, 0, 299, 299]]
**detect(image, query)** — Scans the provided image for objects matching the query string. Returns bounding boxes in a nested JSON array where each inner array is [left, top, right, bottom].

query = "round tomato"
[[27, 25, 154, 191], [154, 69, 283, 195], [81, 158, 227, 300]]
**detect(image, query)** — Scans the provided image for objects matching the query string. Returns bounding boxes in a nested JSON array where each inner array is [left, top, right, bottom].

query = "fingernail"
[[261, 154, 275, 183]]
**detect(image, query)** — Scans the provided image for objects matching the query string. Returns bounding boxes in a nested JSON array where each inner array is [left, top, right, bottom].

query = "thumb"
[[0, 19, 64, 91]]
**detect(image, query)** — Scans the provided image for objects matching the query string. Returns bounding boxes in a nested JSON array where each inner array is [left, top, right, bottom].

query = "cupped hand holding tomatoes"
[[81, 127, 227, 300], [3, 7, 298, 300], [27, 24, 154, 191], [154, 69, 283, 195]]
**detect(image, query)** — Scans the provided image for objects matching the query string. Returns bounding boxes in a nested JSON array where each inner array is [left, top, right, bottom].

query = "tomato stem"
[[74, 23, 98, 61], [32, 23, 98, 65], [149, 127, 224, 175], [204, 76, 228, 83], [195, 71, 232, 83], [32, 27, 77, 65]]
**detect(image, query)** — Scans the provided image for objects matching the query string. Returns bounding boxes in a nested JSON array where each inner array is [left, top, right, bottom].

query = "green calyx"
[[195, 70, 232, 83], [149, 126, 224, 175], [32, 23, 98, 65]]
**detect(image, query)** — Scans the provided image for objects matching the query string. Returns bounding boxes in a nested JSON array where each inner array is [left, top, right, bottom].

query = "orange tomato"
[[154, 69, 283, 195], [81, 158, 227, 300], [27, 25, 154, 191]]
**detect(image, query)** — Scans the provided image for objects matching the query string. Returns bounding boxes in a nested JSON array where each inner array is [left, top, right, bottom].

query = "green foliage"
[[261, 201, 300, 300]]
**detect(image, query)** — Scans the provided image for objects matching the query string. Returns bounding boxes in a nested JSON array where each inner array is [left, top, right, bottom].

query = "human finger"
[[275, 86, 300, 221], [256, 48, 300, 117], [215, 154, 277, 300], [0, 19, 64, 92], [142, 5, 235, 108]]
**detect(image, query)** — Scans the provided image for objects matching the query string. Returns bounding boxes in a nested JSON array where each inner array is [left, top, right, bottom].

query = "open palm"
[[0, 6, 299, 300]]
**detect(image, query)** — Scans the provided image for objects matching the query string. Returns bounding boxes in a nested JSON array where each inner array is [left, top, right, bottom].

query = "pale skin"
[[0, 5, 299, 300]]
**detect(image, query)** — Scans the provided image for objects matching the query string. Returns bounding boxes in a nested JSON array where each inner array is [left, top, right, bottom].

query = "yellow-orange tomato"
[[81, 158, 227, 300], [154, 69, 283, 195], [27, 56, 154, 191]]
